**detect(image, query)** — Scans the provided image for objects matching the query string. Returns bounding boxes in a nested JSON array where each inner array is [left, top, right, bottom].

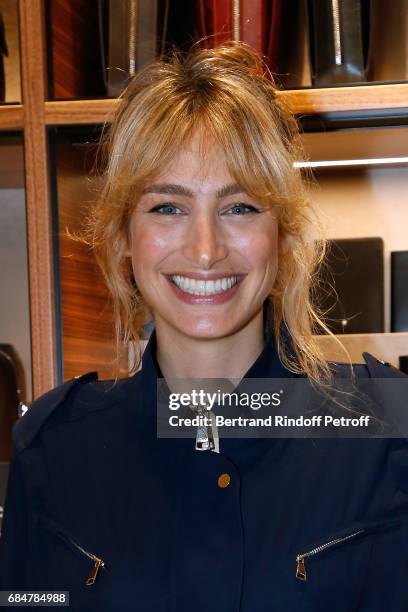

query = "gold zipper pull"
[[296, 555, 307, 581], [85, 557, 104, 586]]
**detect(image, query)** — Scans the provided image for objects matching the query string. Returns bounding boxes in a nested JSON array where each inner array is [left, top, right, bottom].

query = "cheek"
[[130, 225, 171, 275], [238, 226, 279, 268]]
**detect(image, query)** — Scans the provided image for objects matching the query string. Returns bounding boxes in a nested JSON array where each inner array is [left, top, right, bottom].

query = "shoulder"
[[328, 351, 408, 379], [12, 371, 135, 455]]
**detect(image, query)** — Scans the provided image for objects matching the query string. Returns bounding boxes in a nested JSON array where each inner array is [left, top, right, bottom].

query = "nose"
[[181, 213, 228, 269]]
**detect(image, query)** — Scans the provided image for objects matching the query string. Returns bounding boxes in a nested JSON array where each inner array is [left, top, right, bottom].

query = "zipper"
[[295, 513, 405, 581], [232, 0, 240, 41], [128, 0, 138, 76], [331, 0, 343, 66], [296, 529, 365, 581], [39, 516, 107, 586]]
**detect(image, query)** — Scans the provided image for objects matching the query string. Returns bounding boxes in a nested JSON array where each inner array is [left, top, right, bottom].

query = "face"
[[126, 132, 285, 341]]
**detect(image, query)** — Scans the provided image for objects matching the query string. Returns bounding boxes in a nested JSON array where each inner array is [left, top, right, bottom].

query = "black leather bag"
[[305, 0, 374, 85], [98, 0, 159, 97], [391, 251, 408, 333], [313, 237, 384, 334]]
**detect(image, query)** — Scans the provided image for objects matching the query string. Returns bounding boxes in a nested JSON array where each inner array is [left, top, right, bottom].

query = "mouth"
[[163, 273, 246, 305], [166, 274, 244, 296]]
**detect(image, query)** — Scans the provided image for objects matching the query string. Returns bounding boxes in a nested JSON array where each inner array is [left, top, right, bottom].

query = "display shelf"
[[41, 82, 408, 127], [314, 332, 408, 369], [44, 99, 119, 126], [0, 105, 24, 131], [1, 83, 408, 132], [283, 83, 408, 115]]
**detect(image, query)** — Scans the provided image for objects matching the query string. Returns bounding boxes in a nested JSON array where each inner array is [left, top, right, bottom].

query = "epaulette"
[[12, 371, 98, 454], [362, 352, 407, 379]]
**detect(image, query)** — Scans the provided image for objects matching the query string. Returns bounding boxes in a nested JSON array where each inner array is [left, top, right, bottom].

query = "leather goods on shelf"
[[366, 0, 408, 82], [399, 356, 408, 375], [313, 237, 384, 335], [305, 0, 374, 85], [49, 0, 105, 99], [198, 0, 289, 75], [0, 12, 7, 101], [391, 251, 408, 332], [199, 0, 240, 46], [100, 0, 159, 97]]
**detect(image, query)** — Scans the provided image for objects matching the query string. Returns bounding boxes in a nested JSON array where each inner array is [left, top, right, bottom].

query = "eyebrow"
[[142, 183, 245, 199]]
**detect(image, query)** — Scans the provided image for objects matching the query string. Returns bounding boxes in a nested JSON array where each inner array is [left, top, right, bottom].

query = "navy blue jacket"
[[0, 329, 408, 611]]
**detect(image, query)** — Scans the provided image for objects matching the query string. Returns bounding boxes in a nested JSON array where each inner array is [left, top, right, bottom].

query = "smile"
[[170, 275, 241, 296]]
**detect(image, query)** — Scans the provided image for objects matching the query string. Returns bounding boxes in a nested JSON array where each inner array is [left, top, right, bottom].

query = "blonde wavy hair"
[[86, 41, 354, 395]]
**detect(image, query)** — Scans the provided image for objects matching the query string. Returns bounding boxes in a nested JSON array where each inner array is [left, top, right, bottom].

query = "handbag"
[[198, 0, 283, 69], [98, 0, 159, 97], [305, 0, 374, 85]]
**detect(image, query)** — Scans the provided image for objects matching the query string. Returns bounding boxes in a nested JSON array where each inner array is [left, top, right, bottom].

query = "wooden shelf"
[[45, 83, 408, 126], [282, 82, 408, 115], [44, 82, 408, 126], [1, 82, 408, 131], [314, 332, 408, 368], [45, 99, 119, 126], [0, 104, 24, 131]]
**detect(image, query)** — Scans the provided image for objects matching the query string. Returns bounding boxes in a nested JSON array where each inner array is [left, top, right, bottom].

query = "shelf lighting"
[[294, 157, 408, 168]]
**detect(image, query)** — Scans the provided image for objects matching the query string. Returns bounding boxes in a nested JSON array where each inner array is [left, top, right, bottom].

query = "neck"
[[154, 311, 265, 380]]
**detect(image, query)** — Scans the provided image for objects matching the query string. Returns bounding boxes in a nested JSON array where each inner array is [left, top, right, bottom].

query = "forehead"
[[151, 131, 233, 188]]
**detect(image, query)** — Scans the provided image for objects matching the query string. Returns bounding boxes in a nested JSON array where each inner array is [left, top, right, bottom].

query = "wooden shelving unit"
[[0, 0, 407, 397], [41, 82, 408, 126], [0, 104, 23, 130]]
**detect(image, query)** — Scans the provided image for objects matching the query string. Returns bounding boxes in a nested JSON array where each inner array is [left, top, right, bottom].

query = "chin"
[[170, 316, 242, 340]]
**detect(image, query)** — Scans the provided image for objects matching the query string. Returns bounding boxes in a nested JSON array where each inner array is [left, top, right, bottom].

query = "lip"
[[164, 274, 245, 305], [164, 272, 246, 281]]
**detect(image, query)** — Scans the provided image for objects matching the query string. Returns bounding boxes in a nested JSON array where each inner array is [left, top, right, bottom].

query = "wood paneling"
[[45, 99, 119, 125], [0, 104, 23, 130], [0, 139, 24, 188], [56, 138, 128, 381], [19, 0, 58, 397], [49, 0, 105, 99]]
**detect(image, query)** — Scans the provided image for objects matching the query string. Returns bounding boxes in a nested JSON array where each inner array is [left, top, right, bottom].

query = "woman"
[[1, 43, 407, 611]]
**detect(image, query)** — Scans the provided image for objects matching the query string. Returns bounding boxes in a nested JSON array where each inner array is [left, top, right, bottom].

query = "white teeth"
[[170, 275, 240, 296]]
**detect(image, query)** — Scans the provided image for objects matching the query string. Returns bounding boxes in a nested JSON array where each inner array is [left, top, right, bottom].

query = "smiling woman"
[[89, 42, 336, 388], [1, 42, 408, 612], [123, 131, 283, 377]]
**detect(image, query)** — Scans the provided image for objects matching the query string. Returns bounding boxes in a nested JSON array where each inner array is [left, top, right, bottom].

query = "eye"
[[225, 203, 260, 215], [148, 203, 183, 215]]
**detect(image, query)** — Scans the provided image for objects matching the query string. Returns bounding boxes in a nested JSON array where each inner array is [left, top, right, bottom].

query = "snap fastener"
[[217, 473, 231, 488]]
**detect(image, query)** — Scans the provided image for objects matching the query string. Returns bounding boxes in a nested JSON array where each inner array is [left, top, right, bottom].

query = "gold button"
[[217, 473, 231, 488]]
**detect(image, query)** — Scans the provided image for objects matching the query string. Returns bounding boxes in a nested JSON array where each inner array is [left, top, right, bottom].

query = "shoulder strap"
[[362, 352, 407, 379], [12, 372, 98, 454]]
